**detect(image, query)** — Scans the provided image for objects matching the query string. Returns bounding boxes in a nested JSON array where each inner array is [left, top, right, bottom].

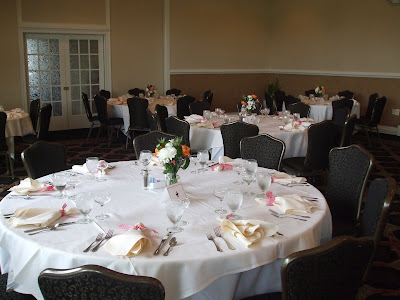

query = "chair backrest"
[[369, 96, 387, 126], [287, 102, 310, 118], [127, 97, 150, 130], [0, 112, 7, 151], [94, 95, 109, 124], [146, 110, 158, 131], [189, 100, 211, 116], [38, 264, 165, 300], [304, 89, 315, 97], [303, 120, 340, 171], [332, 107, 350, 127], [340, 114, 357, 147], [133, 131, 176, 158], [275, 90, 285, 112], [166, 88, 182, 96], [203, 90, 213, 106], [128, 88, 145, 97], [264, 93, 276, 115], [365, 93, 379, 120], [240, 134, 285, 170], [325, 145, 373, 224], [220, 121, 259, 159], [337, 90, 355, 99], [29, 99, 41, 132], [165, 116, 190, 147], [21, 141, 67, 179], [37, 104, 52, 140], [283, 95, 300, 108], [81, 93, 94, 121], [155, 104, 168, 132], [281, 236, 374, 300], [99, 89, 111, 99], [332, 98, 354, 118], [176, 96, 192, 119]]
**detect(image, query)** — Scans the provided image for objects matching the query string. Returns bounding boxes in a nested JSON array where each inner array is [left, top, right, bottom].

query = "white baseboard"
[[378, 125, 400, 136]]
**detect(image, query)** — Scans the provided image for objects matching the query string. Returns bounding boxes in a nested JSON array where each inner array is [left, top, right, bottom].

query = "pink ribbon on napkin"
[[266, 191, 276, 206], [38, 185, 55, 192], [118, 224, 158, 234], [212, 122, 217, 127], [60, 203, 77, 218], [226, 214, 234, 219], [211, 164, 233, 171]]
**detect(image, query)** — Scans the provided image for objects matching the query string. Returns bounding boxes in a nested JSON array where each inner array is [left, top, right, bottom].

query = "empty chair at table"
[[189, 100, 210, 116], [176, 96, 194, 119], [338, 90, 355, 99], [38, 264, 165, 300], [240, 134, 285, 170], [99, 89, 111, 99], [339, 114, 357, 147], [283, 95, 300, 109], [29, 99, 40, 133], [220, 121, 259, 159], [304, 89, 315, 97], [125, 97, 152, 148], [274, 90, 285, 112], [133, 131, 175, 159], [287, 102, 310, 118], [166, 88, 182, 96], [332, 98, 354, 121], [324, 145, 373, 237], [332, 107, 350, 127], [203, 90, 213, 106], [155, 104, 168, 132], [22, 103, 52, 145], [0, 112, 14, 177], [21, 141, 67, 179], [82, 93, 100, 139], [128, 88, 145, 97], [165, 116, 190, 147]]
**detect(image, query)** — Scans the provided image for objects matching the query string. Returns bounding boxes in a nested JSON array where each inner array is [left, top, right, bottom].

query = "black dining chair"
[[324, 145, 374, 237], [240, 134, 285, 170], [203, 90, 213, 106], [332, 98, 354, 122], [154, 104, 168, 132], [283, 95, 300, 109], [264, 93, 276, 115], [165, 116, 190, 147], [21, 141, 67, 179], [357, 96, 387, 145], [0, 112, 14, 177], [339, 114, 357, 147], [304, 89, 315, 97], [176, 96, 193, 119], [274, 90, 285, 112], [22, 104, 52, 145], [38, 264, 165, 300], [287, 102, 310, 118], [29, 99, 41, 133], [99, 89, 111, 99], [220, 121, 259, 159], [189, 100, 211, 116], [166, 88, 182, 96], [128, 88, 145, 97], [82, 93, 100, 139], [332, 107, 350, 127], [126, 97, 152, 149], [133, 131, 176, 159], [337, 90, 355, 99]]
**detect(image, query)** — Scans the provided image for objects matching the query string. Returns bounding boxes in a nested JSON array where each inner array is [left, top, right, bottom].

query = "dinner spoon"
[[163, 237, 177, 256], [28, 223, 59, 235]]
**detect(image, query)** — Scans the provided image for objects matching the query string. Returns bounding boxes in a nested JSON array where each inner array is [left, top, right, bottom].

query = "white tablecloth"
[[5, 110, 35, 159], [190, 116, 309, 161], [0, 162, 331, 300]]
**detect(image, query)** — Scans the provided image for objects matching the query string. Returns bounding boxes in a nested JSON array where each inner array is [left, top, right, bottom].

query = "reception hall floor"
[[0, 129, 399, 299]]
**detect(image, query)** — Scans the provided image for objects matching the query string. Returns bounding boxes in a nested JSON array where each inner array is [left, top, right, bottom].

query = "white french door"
[[25, 34, 105, 130]]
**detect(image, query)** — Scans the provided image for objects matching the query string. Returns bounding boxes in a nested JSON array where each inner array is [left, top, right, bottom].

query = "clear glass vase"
[[165, 173, 179, 186]]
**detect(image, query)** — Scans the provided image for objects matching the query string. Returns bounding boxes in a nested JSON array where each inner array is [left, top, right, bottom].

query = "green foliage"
[[266, 78, 280, 96]]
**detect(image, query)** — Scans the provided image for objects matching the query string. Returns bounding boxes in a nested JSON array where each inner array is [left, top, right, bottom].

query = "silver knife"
[[23, 222, 77, 233], [153, 232, 171, 255]]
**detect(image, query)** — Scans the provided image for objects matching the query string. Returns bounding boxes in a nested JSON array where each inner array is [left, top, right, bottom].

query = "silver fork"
[[270, 213, 307, 221], [214, 227, 235, 250], [91, 230, 113, 252], [206, 233, 223, 252], [83, 233, 103, 252], [269, 209, 310, 219]]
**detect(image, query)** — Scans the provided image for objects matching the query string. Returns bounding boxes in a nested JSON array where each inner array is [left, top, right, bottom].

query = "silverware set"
[[269, 209, 308, 221], [213, 227, 235, 250], [207, 233, 223, 252], [85, 229, 114, 252]]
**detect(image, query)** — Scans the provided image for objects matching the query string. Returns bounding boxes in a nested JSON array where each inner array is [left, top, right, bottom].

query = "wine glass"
[[74, 192, 94, 224], [233, 165, 244, 184], [165, 200, 187, 233], [139, 150, 152, 171], [204, 111, 212, 121], [256, 172, 272, 197], [197, 150, 209, 172], [190, 155, 198, 174], [242, 173, 255, 196], [86, 157, 99, 179], [244, 159, 258, 175], [214, 188, 227, 215], [260, 107, 270, 116], [224, 189, 243, 220], [67, 177, 80, 199], [97, 160, 108, 181], [179, 197, 190, 226], [94, 192, 111, 220], [52, 173, 68, 198], [293, 113, 300, 122]]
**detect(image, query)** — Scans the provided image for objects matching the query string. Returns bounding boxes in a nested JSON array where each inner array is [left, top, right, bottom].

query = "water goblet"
[[244, 159, 258, 176], [224, 189, 243, 220], [97, 160, 108, 181], [293, 113, 300, 122], [74, 192, 94, 224], [256, 172, 272, 197], [86, 157, 99, 179], [204, 111, 212, 121], [214, 188, 227, 215], [189, 155, 198, 174], [165, 199, 187, 233], [179, 197, 190, 226], [242, 173, 255, 196], [197, 150, 209, 172], [233, 165, 244, 184], [52, 173, 68, 198], [67, 177, 80, 199], [94, 192, 111, 220], [139, 150, 152, 171]]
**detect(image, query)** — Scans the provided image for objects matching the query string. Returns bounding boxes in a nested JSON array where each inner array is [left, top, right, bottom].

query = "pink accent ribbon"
[[60, 203, 67, 216], [298, 120, 302, 125], [38, 185, 55, 192], [226, 214, 234, 219], [211, 164, 233, 171], [118, 224, 158, 234], [266, 191, 276, 206], [212, 122, 217, 127]]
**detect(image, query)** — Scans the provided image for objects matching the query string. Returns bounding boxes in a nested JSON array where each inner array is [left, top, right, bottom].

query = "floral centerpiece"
[[146, 84, 156, 97], [314, 86, 326, 97], [241, 94, 259, 116], [155, 137, 190, 185]]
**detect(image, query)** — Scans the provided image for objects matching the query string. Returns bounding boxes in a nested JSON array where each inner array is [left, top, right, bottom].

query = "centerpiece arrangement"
[[314, 85, 326, 97], [155, 137, 190, 185], [241, 94, 259, 116], [146, 84, 157, 97]]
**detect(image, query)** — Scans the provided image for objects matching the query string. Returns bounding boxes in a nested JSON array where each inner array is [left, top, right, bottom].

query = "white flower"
[[247, 95, 253, 101], [158, 147, 177, 163], [315, 87, 320, 94], [165, 142, 173, 148]]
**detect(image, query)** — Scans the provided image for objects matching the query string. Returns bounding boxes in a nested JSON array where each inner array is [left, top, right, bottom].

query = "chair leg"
[[125, 133, 130, 149], [375, 125, 382, 144], [8, 155, 14, 178], [107, 127, 112, 147], [87, 123, 94, 140]]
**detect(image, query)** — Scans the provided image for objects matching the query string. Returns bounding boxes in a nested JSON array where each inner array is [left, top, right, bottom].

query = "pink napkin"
[[211, 164, 233, 171]]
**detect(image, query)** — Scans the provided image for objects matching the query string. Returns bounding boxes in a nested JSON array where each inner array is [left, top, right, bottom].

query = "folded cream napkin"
[[6, 111, 24, 119], [184, 114, 204, 124], [8, 204, 77, 228], [9, 178, 50, 195], [300, 117, 314, 122], [273, 194, 318, 214], [103, 226, 151, 257], [196, 122, 214, 129], [272, 172, 307, 184], [149, 156, 163, 167], [280, 122, 305, 132], [72, 163, 89, 174], [218, 156, 246, 166], [218, 218, 278, 247]]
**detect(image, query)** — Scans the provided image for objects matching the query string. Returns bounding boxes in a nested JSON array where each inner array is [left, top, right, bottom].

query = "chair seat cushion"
[[89, 116, 99, 122]]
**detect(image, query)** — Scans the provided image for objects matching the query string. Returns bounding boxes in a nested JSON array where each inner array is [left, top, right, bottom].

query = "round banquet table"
[[0, 161, 331, 300], [190, 115, 309, 162], [5, 110, 35, 159]]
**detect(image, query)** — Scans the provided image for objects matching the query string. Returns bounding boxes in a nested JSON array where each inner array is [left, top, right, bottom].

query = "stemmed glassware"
[[224, 189, 243, 220], [293, 113, 300, 121], [74, 192, 94, 224], [86, 157, 99, 179], [233, 165, 244, 184], [197, 150, 209, 172], [214, 187, 227, 215], [204, 110, 212, 121], [94, 192, 111, 220], [97, 160, 108, 181], [242, 173, 256, 196], [139, 150, 152, 171], [256, 172, 272, 197], [52, 173, 68, 198], [67, 177, 80, 199], [189, 155, 198, 174], [260, 106, 270, 116], [165, 199, 187, 233], [179, 198, 190, 226], [244, 159, 258, 176]]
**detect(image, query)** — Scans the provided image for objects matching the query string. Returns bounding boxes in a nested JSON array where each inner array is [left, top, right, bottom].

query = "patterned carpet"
[[0, 129, 399, 299]]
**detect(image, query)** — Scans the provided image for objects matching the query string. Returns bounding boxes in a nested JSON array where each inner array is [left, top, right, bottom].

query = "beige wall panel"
[[170, 0, 269, 70], [0, 0, 22, 110], [171, 73, 400, 127], [110, 0, 164, 97], [268, 0, 400, 73], [21, 0, 106, 25]]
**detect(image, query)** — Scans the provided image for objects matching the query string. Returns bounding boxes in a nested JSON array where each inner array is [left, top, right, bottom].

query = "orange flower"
[[251, 94, 258, 99], [181, 145, 191, 157], [154, 148, 159, 156], [241, 101, 247, 106], [321, 88, 326, 93], [150, 86, 155, 91]]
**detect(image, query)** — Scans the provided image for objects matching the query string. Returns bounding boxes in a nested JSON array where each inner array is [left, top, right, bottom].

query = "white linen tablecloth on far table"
[[0, 161, 331, 300], [5, 110, 35, 159]]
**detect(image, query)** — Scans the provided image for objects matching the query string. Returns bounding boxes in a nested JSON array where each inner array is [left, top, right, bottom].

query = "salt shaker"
[[142, 169, 149, 190]]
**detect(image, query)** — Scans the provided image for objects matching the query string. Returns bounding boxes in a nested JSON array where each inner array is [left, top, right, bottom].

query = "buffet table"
[[0, 161, 331, 300]]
